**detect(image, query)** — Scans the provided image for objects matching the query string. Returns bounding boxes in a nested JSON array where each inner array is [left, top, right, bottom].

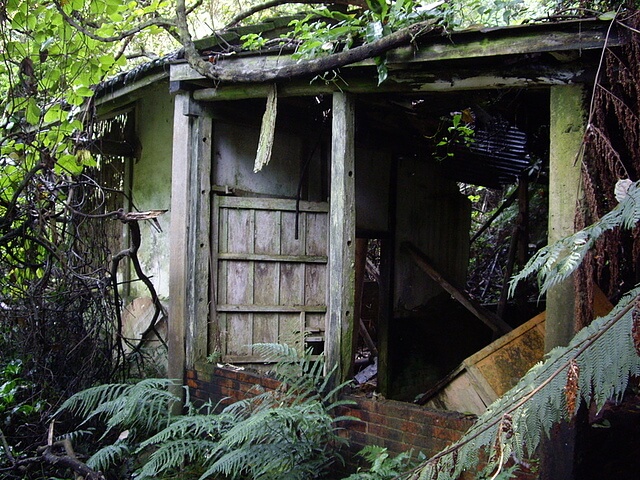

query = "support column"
[[168, 93, 212, 405], [186, 106, 212, 368], [546, 85, 585, 351], [168, 92, 191, 392], [327, 92, 356, 384], [541, 84, 586, 480]]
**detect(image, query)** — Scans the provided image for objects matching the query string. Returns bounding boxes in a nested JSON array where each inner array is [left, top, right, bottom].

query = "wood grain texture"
[[211, 197, 328, 363], [327, 92, 357, 383]]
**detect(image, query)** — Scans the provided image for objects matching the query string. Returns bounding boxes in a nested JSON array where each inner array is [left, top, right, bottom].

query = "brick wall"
[[187, 365, 474, 462], [335, 396, 475, 461], [186, 365, 541, 478], [186, 364, 280, 406]]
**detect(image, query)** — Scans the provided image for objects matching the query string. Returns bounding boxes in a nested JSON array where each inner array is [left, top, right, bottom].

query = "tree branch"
[[110, 209, 169, 374], [53, 1, 176, 43], [39, 440, 105, 480], [0, 428, 16, 465], [183, 17, 440, 83], [224, 0, 366, 29]]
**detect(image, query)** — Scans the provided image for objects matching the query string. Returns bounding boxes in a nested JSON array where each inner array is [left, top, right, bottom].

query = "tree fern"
[[56, 378, 179, 437], [134, 345, 353, 480], [404, 285, 640, 480], [510, 179, 640, 296], [86, 441, 130, 472]]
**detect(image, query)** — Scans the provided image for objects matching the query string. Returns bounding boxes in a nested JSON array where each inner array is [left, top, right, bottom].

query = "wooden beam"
[[188, 64, 592, 101], [402, 242, 512, 335], [371, 22, 617, 66], [327, 92, 357, 383], [172, 21, 615, 87]]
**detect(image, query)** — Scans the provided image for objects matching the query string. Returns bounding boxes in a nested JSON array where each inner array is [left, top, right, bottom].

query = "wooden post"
[[168, 92, 191, 401], [327, 92, 357, 383], [186, 107, 212, 367], [546, 85, 584, 351], [168, 93, 212, 410], [541, 84, 586, 480]]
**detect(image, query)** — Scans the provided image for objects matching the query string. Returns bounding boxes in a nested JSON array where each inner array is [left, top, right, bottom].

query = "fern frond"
[[510, 180, 640, 297], [55, 383, 131, 419], [57, 378, 179, 441], [137, 412, 233, 451], [86, 441, 130, 472], [408, 287, 640, 480], [55, 429, 94, 444], [135, 439, 216, 480], [105, 379, 178, 434]]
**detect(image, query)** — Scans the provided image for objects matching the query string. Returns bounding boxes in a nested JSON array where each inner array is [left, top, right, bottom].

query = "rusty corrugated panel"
[[442, 123, 532, 188]]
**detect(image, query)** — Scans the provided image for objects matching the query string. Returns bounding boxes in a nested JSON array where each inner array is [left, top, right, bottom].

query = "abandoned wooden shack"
[[93, 16, 620, 466]]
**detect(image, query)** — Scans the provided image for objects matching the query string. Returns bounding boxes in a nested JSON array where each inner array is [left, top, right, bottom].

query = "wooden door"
[[211, 196, 329, 363]]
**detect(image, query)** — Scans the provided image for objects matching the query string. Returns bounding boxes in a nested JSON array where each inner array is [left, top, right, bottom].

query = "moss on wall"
[[130, 82, 174, 300]]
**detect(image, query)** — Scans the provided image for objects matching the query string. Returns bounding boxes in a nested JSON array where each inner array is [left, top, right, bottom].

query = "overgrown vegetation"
[[1, 1, 639, 479], [51, 344, 354, 480]]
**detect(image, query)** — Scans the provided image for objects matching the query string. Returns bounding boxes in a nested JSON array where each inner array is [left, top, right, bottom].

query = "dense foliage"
[[55, 345, 354, 480]]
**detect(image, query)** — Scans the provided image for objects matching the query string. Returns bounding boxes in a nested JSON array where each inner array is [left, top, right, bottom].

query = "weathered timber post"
[[327, 92, 357, 384], [547, 85, 585, 351], [168, 92, 190, 401], [168, 91, 212, 409], [542, 84, 585, 480]]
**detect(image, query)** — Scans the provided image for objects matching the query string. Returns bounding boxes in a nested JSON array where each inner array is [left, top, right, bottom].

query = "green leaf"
[[598, 11, 616, 21], [75, 86, 94, 98], [365, 21, 384, 43], [43, 105, 65, 124], [25, 98, 41, 125], [374, 55, 388, 85], [365, 0, 387, 17]]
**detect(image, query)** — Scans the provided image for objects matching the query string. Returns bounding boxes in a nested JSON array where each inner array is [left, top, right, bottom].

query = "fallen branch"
[[176, 0, 440, 84], [224, 0, 367, 29], [39, 440, 105, 480], [1, 431, 105, 480]]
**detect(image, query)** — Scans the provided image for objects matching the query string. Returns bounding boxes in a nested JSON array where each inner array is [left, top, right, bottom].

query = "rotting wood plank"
[[371, 23, 617, 66], [217, 253, 327, 263], [217, 195, 329, 212], [212, 197, 329, 363], [186, 107, 212, 367], [173, 21, 615, 86], [209, 195, 222, 359], [190, 66, 592, 101], [327, 92, 357, 383], [402, 242, 512, 335], [216, 304, 327, 313]]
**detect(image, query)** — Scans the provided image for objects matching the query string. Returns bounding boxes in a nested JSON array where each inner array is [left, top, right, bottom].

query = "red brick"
[[186, 378, 198, 389], [432, 425, 467, 443]]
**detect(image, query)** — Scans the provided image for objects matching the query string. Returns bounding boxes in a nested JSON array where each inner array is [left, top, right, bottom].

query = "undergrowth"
[[56, 344, 356, 480]]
